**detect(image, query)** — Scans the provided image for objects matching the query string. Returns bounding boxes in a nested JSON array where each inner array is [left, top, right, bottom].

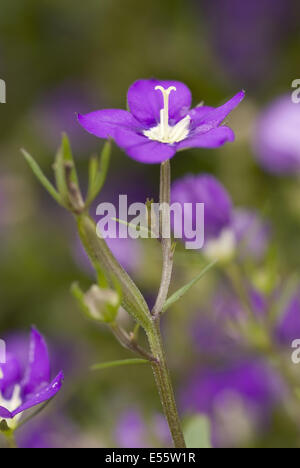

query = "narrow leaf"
[[163, 260, 217, 313], [112, 217, 154, 237], [21, 149, 63, 206], [86, 141, 111, 205], [54, 138, 69, 203], [61, 133, 79, 186], [87, 155, 99, 197], [91, 358, 148, 371]]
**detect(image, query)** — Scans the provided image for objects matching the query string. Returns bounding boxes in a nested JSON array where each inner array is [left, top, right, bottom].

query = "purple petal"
[[0, 354, 21, 397], [77, 109, 141, 140], [12, 371, 64, 418], [114, 127, 176, 164], [196, 90, 245, 128], [0, 406, 13, 418], [188, 105, 214, 125], [177, 126, 235, 150], [22, 328, 51, 396], [127, 79, 192, 127]]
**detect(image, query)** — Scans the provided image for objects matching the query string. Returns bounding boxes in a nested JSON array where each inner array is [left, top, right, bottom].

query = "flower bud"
[[84, 285, 119, 323]]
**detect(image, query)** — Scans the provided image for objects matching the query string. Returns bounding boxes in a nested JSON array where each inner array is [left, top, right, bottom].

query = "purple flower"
[[115, 408, 171, 448], [275, 292, 300, 345], [0, 328, 64, 430], [181, 360, 284, 447], [115, 409, 148, 448], [78, 79, 244, 164], [171, 174, 270, 260], [232, 209, 270, 261], [171, 174, 232, 241], [191, 287, 267, 358], [182, 360, 282, 415], [33, 81, 98, 153], [202, 0, 292, 87], [253, 95, 300, 174]]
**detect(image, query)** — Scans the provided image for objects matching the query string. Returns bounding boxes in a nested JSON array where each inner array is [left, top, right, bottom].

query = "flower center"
[[143, 86, 191, 144], [0, 384, 22, 430]]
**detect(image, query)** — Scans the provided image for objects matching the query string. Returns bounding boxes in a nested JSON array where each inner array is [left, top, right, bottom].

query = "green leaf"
[[21, 149, 63, 206], [86, 141, 111, 205], [112, 217, 154, 237], [91, 358, 149, 371], [184, 415, 212, 449], [61, 132, 79, 186], [54, 137, 69, 203], [71, 282, 91, 318], [163, 260, 217, 313]]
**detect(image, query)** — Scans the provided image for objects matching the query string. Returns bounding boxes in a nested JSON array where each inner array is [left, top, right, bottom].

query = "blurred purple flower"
[[33, 81, 98, 153], [181, 360, 284, 446], [115, 408, 171, 448], [232, 209, 271, 261], [203, 0, 293, 87], [253, 95, 300, 174], [182, 360, 282, 415], [78, 79, 244, 164], [191, 287, 267, 358], [17, 414, 79, 449], [115, 409, 148, 448], [275, 292, 300, 345], [0, 328, 63, 429], [172, 174, 232, 241], [171, 174, 270, 260]]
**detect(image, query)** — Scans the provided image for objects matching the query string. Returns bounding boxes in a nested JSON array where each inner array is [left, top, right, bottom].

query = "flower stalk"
[[147, 160, 186, 448], [147, 321, 186, 448], [152, 160, 174, 318]]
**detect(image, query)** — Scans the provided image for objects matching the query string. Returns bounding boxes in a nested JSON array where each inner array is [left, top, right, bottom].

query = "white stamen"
[[143, 86, 191, 144], [0, 384, 23, 430]]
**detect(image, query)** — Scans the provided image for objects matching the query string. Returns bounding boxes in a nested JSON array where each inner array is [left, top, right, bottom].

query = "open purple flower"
[[78, 79, 244, 164], [0, 328, 64, 430]]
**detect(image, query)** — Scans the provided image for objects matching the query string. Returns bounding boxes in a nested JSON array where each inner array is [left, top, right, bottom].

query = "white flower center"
[[143, 86, 191, 144], [0, 384, 22, 430]]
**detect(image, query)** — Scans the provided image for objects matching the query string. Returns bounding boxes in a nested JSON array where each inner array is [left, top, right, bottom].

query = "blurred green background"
[[1, 0, 300, 448]]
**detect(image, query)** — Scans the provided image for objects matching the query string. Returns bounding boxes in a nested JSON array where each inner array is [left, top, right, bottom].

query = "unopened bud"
[[84, 285, 119, 323]]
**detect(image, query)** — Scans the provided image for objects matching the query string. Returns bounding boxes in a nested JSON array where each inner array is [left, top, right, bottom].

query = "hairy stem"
[[149, 160, 185, 448], [152, 160, 174, 317], [147, 320, 186, 448]]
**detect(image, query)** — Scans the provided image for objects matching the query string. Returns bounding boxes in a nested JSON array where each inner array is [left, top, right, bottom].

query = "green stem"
[[152, 160, 174, 317], [5, 431, 17, 449], [147, 160, 185, 448], [147, 319, 186, 448]]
